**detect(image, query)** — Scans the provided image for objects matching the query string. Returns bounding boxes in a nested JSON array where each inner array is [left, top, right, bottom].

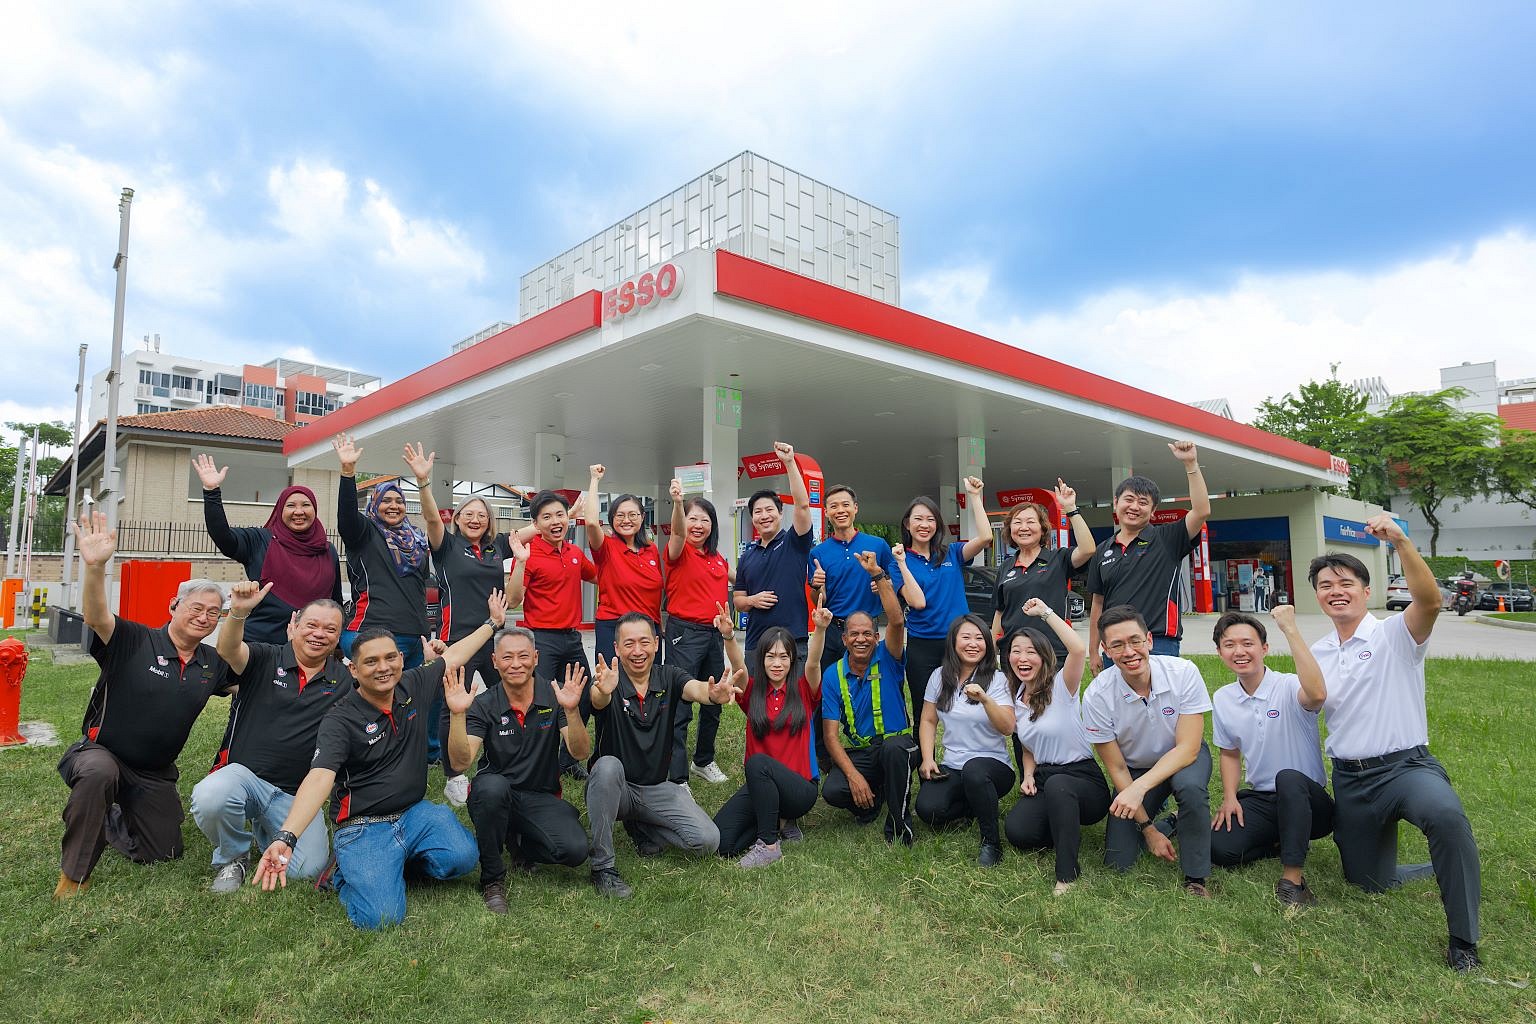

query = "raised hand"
[[772, 440, 795, 463], [508, 534, 530, 563], [811, 559, 826, 590], [229, 580, 274, 615], [707, 667, 747, 704], [856, 550, 883, 577], [669, 477, 685, 503], [486, 588, 507, 629], [192, 453, 228, 490], [1053, 477, 1077, 510], [421, 635, 448, 659], [555, 663, 588, 710], [891, 543, 907, 562], [1168, 440, 1199, 466], [713, 601, 737, 638], [592, 654, 621, 696], [963, 475, 984, 496], [1022, 597, 1051, 618], [331, 433, 362, 473], [442, 663, 474, 715], [811, 590, 832, 630], [589, 464, 606, 481], [1270, 603, 1297, 632], [72, 511, 117, 567], [1364, 513, 1407, 546], [402, 442, 435, 483]]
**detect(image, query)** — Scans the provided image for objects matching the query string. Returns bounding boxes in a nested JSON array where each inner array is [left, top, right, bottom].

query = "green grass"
[[2, 647, 1533, 1024], [1488, 612, 1536, 623]]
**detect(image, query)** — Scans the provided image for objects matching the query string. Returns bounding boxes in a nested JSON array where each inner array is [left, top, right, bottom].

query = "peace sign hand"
[[714, 601, 736, 638], [592, 654, 621, 696]]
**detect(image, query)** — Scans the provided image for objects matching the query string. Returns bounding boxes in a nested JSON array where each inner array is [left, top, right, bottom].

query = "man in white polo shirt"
[[1308, 516, 1481, 972], [1082, 604, 1213, 896], [1208, 606, 1334, 907]]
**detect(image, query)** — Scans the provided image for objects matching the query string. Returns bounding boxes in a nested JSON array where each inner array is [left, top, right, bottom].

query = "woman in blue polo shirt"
[[896, 476, 993, 725]]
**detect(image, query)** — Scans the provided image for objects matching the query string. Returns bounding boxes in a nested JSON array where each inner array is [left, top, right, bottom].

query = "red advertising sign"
[[1150, 508, 1188, 524], [741, 451, 788, 478], [602, 262, 683, 321]]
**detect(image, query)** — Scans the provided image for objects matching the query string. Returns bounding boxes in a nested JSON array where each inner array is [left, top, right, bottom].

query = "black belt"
[[336, 811, 404, 830], [530, 626, 580, 635], [1332, 744, 1429, 774], [829, 616, 848, 629], [669, 617, 718, 632]]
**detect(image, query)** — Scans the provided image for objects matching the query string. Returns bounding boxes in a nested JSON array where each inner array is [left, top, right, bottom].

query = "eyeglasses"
[[613, 512, 643, 521], [1104, 636, 1151, 654]]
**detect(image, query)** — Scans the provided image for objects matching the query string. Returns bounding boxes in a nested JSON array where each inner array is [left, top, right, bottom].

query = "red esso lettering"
[[602, 262, 684, 321], [635, 272, 656, 308], [602, 288, 618, 320], [617, 280, 637, 315], [655, 263, 679, 298]]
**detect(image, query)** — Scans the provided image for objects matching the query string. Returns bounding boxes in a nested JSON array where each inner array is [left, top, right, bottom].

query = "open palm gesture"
[[402, 442, 435, 483], [555, 663, 588, 711], [72, 512, 117, 567], [192, 453, 228, 490]]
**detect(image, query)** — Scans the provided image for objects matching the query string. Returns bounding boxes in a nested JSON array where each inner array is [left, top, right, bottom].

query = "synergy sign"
[[602, 263, 683, 321]]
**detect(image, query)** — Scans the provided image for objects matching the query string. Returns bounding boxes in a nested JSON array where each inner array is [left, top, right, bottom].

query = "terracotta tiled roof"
[[1500, 403, 1536, 433], [115, 407, 298, 440]]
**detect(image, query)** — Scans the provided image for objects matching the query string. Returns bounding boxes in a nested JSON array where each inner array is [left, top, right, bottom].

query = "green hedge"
[[1423, 556, 1534, 582]]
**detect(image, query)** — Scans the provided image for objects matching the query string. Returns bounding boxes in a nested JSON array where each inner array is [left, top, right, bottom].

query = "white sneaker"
[[689, 761, 728, 784], [444, 774, 470, 807]]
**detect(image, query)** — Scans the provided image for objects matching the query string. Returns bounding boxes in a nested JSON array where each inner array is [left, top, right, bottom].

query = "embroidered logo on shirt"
[[500, 715, 510, 725], [1266, 708, 1281, 719], [365, 722, 379, 734], [1161, 706, 1176, 716], [1358, 651, 1372, 661], [277, 666, 286, 677], [157, 656, 168, 666]]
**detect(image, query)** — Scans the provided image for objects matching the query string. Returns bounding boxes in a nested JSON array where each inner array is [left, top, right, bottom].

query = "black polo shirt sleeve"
[[1085, 541, 1107, 597], [403, 659, 448, 705], [312, 704, 357, 773]]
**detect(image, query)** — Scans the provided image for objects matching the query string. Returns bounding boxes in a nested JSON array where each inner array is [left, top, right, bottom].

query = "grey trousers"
[[1332, 749, 1480, 943], [1105, 743, 1213, 879], [584, 755, 720, 872]]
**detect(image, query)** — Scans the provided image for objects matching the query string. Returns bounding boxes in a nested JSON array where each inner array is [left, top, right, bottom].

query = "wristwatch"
[[274, 829, 299, 850]]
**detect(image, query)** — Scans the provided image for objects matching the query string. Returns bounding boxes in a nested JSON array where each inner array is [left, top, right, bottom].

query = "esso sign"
[[603, 263, 683, 321]]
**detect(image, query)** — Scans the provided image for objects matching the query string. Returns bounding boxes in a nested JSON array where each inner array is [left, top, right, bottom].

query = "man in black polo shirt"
[[55, 512, 233, 898], [446, 626, 590, 914], [190, 580, 350, 892], [585, 611, 743, 899], [250, 593, 506, 929], [1085, 441, 1211, 666], [734, 440, 814, 661]]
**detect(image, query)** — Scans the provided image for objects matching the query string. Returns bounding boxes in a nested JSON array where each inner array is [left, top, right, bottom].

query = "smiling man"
[[1085, 441, 1211, 665], [1082, 604, 1214, 895], [190, 580, 352, 893], [1308, 516, 1483, 971], [55, 513, 234, 899], [809, 484, 895, 672]]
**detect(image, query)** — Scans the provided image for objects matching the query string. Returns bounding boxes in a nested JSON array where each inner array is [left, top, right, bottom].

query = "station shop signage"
[[1322, 515, 1408, 548], [602, 262, 683, 321]]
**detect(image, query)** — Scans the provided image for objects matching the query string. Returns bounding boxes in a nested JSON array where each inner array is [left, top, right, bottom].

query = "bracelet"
[[1186, 466, 1201, 475], [871, 571, 891, 583], [1138, 820, 1157, 832], [229, 611, 249, 621], [273, 829, 298, 849], [1064, 508, 1082, 517]]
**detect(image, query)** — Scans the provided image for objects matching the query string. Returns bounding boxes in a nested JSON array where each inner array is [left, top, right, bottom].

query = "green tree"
[[2, 421, 73, 551], [1491, 427, 1536, 513], [1363, 390, 1501, 556], [1252, 365, 1376, 499]]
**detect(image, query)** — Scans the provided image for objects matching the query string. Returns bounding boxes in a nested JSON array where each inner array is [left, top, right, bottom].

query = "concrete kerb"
[[1475, 614, 1536, 633]]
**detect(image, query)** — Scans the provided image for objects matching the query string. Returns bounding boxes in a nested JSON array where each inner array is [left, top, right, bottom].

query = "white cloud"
[[907, 230, 1536, 421]]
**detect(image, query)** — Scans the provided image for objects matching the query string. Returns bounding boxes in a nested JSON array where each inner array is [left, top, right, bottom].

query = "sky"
[[4, 1, 1535, 448]]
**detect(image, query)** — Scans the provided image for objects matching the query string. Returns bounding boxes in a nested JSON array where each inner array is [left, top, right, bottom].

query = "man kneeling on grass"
[[446, 627, 591, 915], [249, 594, 506, 929], [585, 612, 742, 899], [1209, 605, 1335, 907], [1082, 604, 1214, 897]]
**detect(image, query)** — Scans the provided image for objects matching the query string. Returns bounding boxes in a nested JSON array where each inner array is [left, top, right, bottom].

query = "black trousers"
[[664, 618, 723, 781], [532, 629, 592, 770], [441, 636, 496, 779], [822, 735, 920, 829], [818, 620, 846, 673], [1211, 769, 1335, 870], [1004, 757, 1111, 882], [1104, 743, 1213, 879], [465, 773, 588, 884], [713, 753, 821, 854], [58, 740, 185, 882], [914, 756, 1015, 846], [903, 634, 946, 726], [1332, 748, 1480, 944]]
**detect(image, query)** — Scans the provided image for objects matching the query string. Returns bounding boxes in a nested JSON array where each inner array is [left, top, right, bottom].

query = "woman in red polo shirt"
[[664, 476, 732, 785], [713, 600, 830, 867], [584, 464, 663, 665]]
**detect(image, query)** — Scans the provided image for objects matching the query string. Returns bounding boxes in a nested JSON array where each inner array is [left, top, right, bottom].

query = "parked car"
[[1476, 582, 1535, 612], [962, 564, 1086, 622], [1385, 575, 1411, 611]]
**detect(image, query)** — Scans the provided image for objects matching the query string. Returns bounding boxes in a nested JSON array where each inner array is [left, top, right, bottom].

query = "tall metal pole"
[[100, 188, 134, 552], [4, 433, 26, 576], [61, 344, 88, 606], [22, 425, 39, 584]]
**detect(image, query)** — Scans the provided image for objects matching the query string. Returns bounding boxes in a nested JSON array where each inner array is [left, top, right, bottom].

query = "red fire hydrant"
[[0, 636, 28, 746]]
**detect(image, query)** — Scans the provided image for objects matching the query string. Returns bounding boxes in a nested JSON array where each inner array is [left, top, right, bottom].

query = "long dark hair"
[[608, 494, 651, 548], [682, 497, 720, 556], [935, 614, 996, 712], [747, 627, 809, 740], [1001, 626, 1060, 721], [900, 495, 949, 564]]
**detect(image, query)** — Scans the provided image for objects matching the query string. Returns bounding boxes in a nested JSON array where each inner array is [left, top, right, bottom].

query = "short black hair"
[[1096, 604, 1148, 636], [351, 626, 397, 657], [529, 489, 570, 519], [748, 489, 782, 514], [824, 484, 857, 504], [682, 497, 721, 556], [615, 611, 658, 636], [297, 598, 345, 621], [1308, 552, 1369, 588], [1213, 611, 1266, 645], [1114, 474, 1161, 504]]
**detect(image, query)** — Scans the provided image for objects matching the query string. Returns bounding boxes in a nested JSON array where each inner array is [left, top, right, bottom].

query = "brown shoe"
[[54, 873, 90, 899], [481, 881, 509, 915], [1183, 879, 1212, 899]]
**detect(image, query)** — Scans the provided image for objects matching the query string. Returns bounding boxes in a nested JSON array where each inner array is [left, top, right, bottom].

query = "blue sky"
[[4, 1, 1535, 441]]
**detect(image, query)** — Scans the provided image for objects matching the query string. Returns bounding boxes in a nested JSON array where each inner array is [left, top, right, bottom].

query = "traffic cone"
[[1497, 595, 1506, 612]]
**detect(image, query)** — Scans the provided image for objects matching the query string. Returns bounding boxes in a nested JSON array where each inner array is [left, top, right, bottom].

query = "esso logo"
[[1161, 707, 1176, 716], [602, 263, 683, 321], [1266, 709, 1281, 719]]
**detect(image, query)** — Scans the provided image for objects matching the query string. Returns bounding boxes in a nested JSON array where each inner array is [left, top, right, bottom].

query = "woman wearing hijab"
[[194, 453, 342, 645], [332, 434, 432, 670]]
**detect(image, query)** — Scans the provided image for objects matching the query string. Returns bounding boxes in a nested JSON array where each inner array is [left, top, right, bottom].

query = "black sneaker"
[[1275, 877, 1317, 907], [591, 868, 633, 899], [883, 814, 915, 847], [481, 881, 509, 915], [562, 762, 589, 781], [978, 843, 1003, 868], [1447, 942, 1482, 973]]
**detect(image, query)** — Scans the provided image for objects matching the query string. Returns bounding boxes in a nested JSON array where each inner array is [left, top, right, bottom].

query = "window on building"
[[293, 389, 333, 417], [136, 402, 171, 414], [243, 383, 277, 408], [171, 373, 197, 391]]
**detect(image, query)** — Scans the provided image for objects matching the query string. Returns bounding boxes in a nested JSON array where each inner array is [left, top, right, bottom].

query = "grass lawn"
[[1488, 612, 1536, 623], [1, 641, 1533, 1024]]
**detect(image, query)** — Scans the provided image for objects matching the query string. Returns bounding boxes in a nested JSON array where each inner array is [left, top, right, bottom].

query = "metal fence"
[[4, 516, 341, 557]]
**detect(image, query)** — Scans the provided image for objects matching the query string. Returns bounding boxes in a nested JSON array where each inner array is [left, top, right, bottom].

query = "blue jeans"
[[340, 633, 436, 761], [333, 800, 477, 929], [1101, 634, 1181, 669], [190, 763, 329, 877]]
